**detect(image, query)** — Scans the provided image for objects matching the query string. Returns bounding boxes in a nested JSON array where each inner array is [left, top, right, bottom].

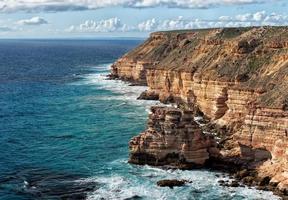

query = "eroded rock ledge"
[[129, 106, 218, 168], [110, 27, 288, 196]]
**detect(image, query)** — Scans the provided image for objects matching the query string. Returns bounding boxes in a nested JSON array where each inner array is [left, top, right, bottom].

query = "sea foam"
[[73, 63, 160, 109]]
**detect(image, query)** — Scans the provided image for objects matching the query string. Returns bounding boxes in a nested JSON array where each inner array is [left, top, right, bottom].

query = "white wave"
[[80, 165, 280, 200], [82, 175, 168, 200], [85, 63, 112, 72], [73, 63, 160, 108], [80, 159, 280, 200]]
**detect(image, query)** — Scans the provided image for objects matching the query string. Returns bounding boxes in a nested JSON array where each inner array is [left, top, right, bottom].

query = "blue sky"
[[0, 0, 287, 38]]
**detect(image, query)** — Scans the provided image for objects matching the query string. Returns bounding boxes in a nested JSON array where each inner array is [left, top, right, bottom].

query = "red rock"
[[112, 27, 288, 193]]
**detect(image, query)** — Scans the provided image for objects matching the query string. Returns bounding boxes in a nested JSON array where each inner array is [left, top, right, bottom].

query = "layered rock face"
[[111, 27, 288, 192], [129, 106, 218, 168]]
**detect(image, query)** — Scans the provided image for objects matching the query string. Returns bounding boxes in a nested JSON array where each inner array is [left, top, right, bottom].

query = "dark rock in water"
[[230, 181, 240, 187], [106, 74, 119, 80], [223, 183, 230, 187], [218, 180, 231, 187], [124, 195, 142, 200], [157, 179, 190, 189], [242, 176, 255, 185], [234, 169, 249, 180], [137, 90, 159, 101], [129, 83, 146, 86]]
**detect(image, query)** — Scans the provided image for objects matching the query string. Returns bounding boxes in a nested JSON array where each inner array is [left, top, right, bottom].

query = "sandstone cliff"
[[129, 106, 218, 168], [111, 27, 288, 194]]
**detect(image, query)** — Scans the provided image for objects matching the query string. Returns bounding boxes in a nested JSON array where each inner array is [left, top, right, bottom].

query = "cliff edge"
[[111, 27, 288, 195]]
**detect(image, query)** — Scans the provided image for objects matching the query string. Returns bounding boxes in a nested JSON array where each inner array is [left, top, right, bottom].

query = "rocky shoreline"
[[109, 27, 288, 199], [127, 104, 287, 198], [107, 76, 288, 199]]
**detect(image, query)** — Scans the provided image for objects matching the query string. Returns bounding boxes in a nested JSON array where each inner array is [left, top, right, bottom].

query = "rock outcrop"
[[111, 27, 288, 195], [157, 179, 191, 188], [129, 106, 218, 168]]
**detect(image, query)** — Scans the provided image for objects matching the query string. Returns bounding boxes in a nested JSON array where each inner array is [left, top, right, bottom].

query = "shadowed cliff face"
[[111, 27, 288, 193]]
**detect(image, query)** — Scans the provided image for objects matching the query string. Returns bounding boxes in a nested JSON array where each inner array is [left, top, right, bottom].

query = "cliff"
[[129, 106, 219, 168], [111, 27, 288, 195]]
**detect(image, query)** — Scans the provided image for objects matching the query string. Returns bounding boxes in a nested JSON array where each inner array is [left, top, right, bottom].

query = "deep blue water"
[[0, 40, 280, 200]]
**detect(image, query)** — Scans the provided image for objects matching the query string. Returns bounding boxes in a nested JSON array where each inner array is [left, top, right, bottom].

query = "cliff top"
[[120, 26, 288, 109], [152, 26, 285, 34]]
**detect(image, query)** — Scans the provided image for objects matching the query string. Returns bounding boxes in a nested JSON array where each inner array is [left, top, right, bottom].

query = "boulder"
[[137, 90, 159, 101], [230, 180, 240, 187], [157, 179, 190, 188]]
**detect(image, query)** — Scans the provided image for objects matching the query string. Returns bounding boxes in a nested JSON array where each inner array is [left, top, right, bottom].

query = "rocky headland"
[[110, 27, 288, 197]]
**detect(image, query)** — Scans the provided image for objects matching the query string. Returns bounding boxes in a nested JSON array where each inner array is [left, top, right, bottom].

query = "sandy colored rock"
[[112, 27, 288, 193], [129, 106, 217, 167]]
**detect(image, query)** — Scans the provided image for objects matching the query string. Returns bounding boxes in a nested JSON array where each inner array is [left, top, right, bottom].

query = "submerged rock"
[[124, 195, 142, 200], [230, 180, 240, 187], [157, 179, 190, 188]]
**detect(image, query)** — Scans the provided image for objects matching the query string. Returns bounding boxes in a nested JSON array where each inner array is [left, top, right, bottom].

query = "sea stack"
[[129, 106, 218, 168]]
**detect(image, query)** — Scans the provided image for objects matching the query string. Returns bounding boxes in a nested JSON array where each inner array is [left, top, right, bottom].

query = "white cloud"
[[264, 12, 288, 23], [218, 16, 232, 21], [253, 11, 266, 21], [66, 11, 288, 34], [17, 17, 48, 25], [234, 11, 288, 25], [137, 11, 288, 32], [0, 0, 279, 12], [236, 11, 266, 21], [67, 17, 132, 33], [235, 13, 253, 21], [138, 18, 158, 32]]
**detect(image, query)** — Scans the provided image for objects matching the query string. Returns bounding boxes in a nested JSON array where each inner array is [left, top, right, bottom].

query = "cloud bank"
[[67, 18, 131, 33], [17, 17, 48, 25], [0, 0, 278, 12], [138, 11, 288, 31], [67, 11, 288, 33]]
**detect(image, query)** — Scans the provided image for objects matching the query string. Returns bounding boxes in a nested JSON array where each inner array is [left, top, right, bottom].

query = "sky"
[[0, 0, 287, 38]]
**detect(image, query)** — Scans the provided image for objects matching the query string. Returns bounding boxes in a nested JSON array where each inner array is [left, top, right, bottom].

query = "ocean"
[[0, 39, 280, 200]]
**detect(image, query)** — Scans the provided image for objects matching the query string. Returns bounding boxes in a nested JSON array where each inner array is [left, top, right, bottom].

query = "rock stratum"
[[129, 106, 219, 168], [110, 27, 288, 195]]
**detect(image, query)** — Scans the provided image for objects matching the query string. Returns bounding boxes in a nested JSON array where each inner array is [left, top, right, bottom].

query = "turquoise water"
[[0, 40, 280, 200]]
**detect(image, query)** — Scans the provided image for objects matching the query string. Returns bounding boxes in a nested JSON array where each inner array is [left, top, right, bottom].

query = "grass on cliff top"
[[247, 55, 271, 72], [216, 27, 253, 39], [155, 27, 254, 34], [154, 26, 288, 39]]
